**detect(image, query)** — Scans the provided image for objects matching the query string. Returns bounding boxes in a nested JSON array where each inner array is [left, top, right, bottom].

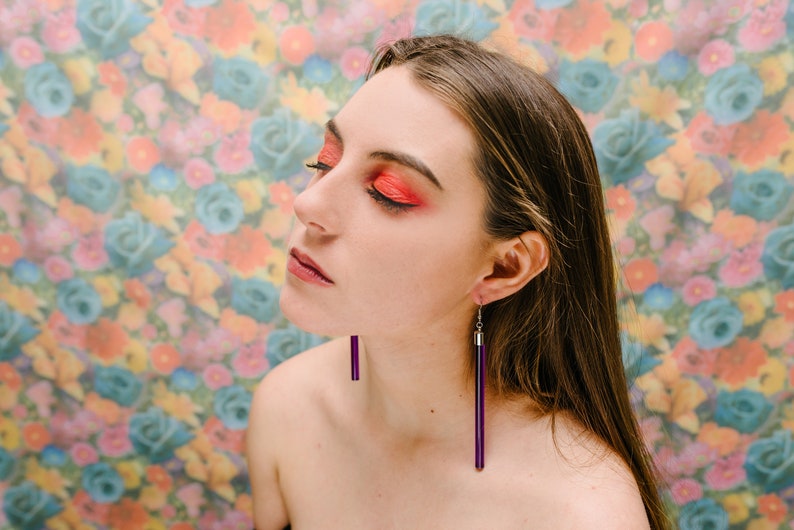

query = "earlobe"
[[473, 231, 549, 305]]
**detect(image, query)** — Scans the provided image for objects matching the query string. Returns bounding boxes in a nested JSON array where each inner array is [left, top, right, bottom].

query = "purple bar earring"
[[351, 335, 360, 381], [474, 306, 485, 470]]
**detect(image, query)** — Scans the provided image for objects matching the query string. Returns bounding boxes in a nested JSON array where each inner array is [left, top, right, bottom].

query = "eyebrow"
[[325, 119, 443, 190]]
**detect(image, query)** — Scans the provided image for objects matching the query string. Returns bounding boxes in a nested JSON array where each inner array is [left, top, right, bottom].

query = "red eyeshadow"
[[373, 173, 424, 206]]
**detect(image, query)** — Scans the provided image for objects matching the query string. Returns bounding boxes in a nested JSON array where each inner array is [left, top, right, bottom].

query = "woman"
[[247, 35, 670, 529]]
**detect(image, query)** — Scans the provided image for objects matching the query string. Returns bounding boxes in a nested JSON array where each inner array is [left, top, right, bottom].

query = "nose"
[[292, 171, 344, 236]]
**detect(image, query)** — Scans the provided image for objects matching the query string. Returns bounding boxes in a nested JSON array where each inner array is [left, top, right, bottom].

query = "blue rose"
[[24, 62, 74, 118], [76, 0, 152, 59], [688, 297, 743, 349], [730, 170, 793, 221], [266, 324, 323, 368], [0, 301, 40, 361], [0, 447, 16, 480], [66, 164, 121, 213], [678, 498, 728, 530], [3, 482, 63, 530], [414, 0, 498, 40], [621, 333, 660, 380], [195, 182, 244, 234], [303, 55, 333, 84], [704, 64, 763, 125], [149, 164, 178, 191], [558, 59, 618, 113], [213, 56, 267, 110], [56, 278, 102, 325], [745, 430, 794, 493], [762, 224, 794, 289], [714, 389, 773, 434], [592, 108, 673, 185], [95, 365, 142, 407], [213, 384, 252, 430], [231, 277, 279, 323], [104, 212, 174, 277], [12, 259, 40, 284], [129, 407, 193, 463], [81, 462, 124, 503], [250, 109, 323, 180], [658, 51, 689, 81]]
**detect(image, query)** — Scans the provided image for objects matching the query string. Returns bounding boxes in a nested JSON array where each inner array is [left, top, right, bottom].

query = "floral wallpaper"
[[0, 0, 792, 528]]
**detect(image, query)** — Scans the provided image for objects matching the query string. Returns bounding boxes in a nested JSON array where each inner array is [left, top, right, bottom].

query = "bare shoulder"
[[246, 337, 346, 530], [536, 413, 650, 529]]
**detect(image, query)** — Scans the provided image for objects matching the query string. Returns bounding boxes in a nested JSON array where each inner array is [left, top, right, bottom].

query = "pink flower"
[[676, 442, 718, 475], [177, 483, 205, 518], [40, 218, 77, 253], [183, 157, 216, 189], [704, 452, 747, 490], [718, 242, 763, 287], [232, 343, 269, 378], [670, 478, 703, 505], [26, 381, 55, 418], [41, 10, 81, 53], [163, 0, 207, 36], [17, 102, 59, 144], [133, 83, 166, 130], [639, 205, 675, 251], [509, 0, 560, 41], [185, 117, 222, 155], [43, 255, 74, 282], [340, 46, 370, 80], [72, 232, 109, 271], [616, 237, 635, 257], [158, 121, 192, 167], [204, 327, 241, 361], [156, 298, 187, 338], [203, 363, 233, 390], [697, 39, 734, 76], [48, 310, 87, 349], [682, 275, 717, 306], [50, 410, 101, 445], [213, 130, 253, 174], [9, 36, 44, 68], [671, 337, 717, 376], [70, 442, 99, 466], [376, 16, 413, 48], [659, 241, 697, 286], [685, 112, 736, 156], [97, 424, 133, 457], [270, 2, 289, 23], [737, 5, 786, 52], [689, 233, 731, 272], [0, 187, 23, 228]]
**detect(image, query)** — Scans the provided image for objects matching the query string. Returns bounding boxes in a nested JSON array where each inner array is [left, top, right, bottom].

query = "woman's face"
[[280, 66, 493, 339]]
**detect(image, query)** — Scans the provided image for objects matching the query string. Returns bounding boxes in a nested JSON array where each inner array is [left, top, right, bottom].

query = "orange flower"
[[757, 494, 787, 524], [0, 233, 22, 266], [0, 363, 21, 391], [205, 0, 256, 53], [151, 343, 181, 374], [774, 290, 794, 322], [623, 257, 658, 293], [713, 337, 768, 387], [183, 220, 227, 261], [146, 465, 174, 491], [219, 307, 259, 344], [634, 21, 673, 62], [107, 498, 149, 530], [124, 278, 151, 309], [711, 209, 757, 248], [86, 318, 129, 364], [225, 225, 272, 276], [126, 136, 160, 173], [56, 108, 102, 160], [730, 110, 789, 168], [555, 0, 611, 57], [84, 391, 122, 424], [171, 524, 194, 530], [22, 422, 51, 451], [97, 61, 127, 97], [279, 25, 315, 65], [697, 422, 740, 456], [605, 185, 635, 221], [200, 92, 244, 135]]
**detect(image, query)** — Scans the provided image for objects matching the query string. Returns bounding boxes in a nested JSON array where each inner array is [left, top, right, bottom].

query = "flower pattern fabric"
[[0, 0, 793, 528]]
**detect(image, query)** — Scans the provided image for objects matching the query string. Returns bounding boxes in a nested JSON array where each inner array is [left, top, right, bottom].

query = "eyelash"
[[305, 161, 417, 214]]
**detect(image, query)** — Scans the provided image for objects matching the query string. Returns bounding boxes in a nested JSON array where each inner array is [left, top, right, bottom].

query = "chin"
[[279, 291, 342, 337]]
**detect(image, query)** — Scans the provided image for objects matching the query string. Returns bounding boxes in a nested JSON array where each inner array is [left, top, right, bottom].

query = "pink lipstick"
[[287, 248, 334, 285]]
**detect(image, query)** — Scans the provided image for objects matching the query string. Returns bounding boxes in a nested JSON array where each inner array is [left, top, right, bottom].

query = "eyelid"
[[372, 173, 424, 206]]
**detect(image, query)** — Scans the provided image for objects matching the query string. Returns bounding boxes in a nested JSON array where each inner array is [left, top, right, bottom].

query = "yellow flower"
[[265, 247, 287, 287], [630, 71, 691, 129], [92, 275, 121, 307], [124, 339, 149, 373], [62, 58, 94, 95], [130, 181, 184, 233], [140, 485, 168, 511], [760, 316, 794, 349], [90, 89, 123, 123], [236, 179, 265, 214], [737, 289, 772, 326], [757, 54, 789, 96], [753, 358, 786, 396], [779, 136, 794, 175], [117, 302, 146, 331], [251, 23, 277, 65], [280, 73, 333, 125], [0, 80, 15, 115], [0, 274, 45, 320], [635, 313, 674, 351], [722, 493, 750, 525], [26, 459, 71, 498], [152, 381, 203, 427], [98, 133, 125, 173], [116, 460, 143, 489], [602, 21, 632, 66]]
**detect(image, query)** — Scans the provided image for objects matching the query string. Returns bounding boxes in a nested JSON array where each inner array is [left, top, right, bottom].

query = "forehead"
[[331, 67, 477, 185]]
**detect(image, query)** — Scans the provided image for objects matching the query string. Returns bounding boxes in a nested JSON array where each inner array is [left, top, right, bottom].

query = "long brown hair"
[[368, 35, 670, 529]]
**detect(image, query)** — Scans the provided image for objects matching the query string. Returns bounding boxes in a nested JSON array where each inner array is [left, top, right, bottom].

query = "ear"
[[472, 231, 549, 305]]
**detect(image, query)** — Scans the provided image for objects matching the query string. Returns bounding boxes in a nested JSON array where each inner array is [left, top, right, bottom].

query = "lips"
[[288, 248, 334, 285]]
